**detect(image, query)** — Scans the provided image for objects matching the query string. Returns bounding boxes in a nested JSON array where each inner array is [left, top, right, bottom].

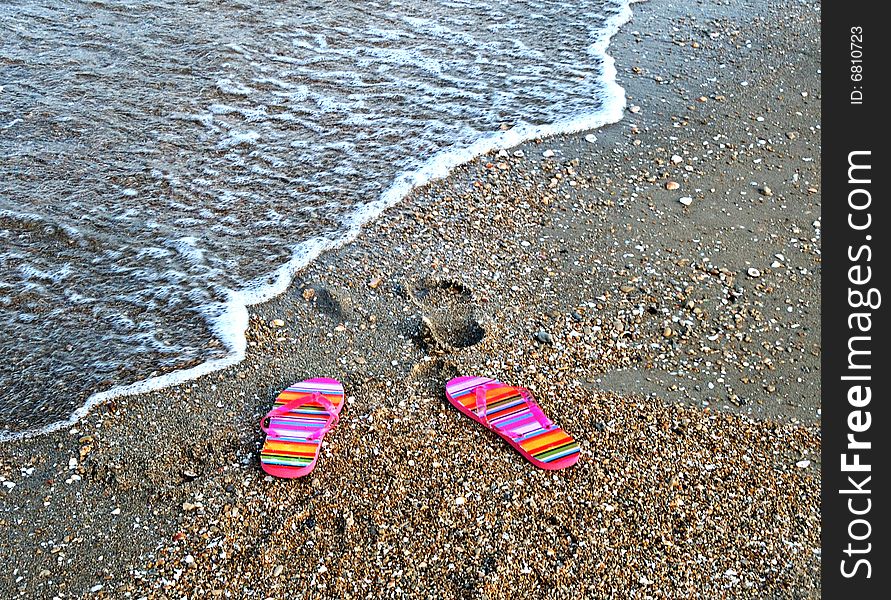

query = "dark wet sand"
[[0, 0, 821, 597]]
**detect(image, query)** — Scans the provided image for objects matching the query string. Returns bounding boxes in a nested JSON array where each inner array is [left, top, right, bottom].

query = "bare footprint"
[[297, 281, 355, 323], [406, 358, 461, 397], [406, 278, 485, 352]]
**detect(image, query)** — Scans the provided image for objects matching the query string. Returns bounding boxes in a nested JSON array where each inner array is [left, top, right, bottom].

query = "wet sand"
[[0, 0, 822, 597]]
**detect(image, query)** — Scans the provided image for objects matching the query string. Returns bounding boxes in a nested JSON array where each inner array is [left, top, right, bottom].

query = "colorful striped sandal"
[[445, 376, 580, 470], [259, 378, 345, 478]]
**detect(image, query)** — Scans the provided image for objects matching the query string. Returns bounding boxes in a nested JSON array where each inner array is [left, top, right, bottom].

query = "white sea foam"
[[2, 0, 635, 442], [217, 130, 261, 149], [216, 78, 254, 96]]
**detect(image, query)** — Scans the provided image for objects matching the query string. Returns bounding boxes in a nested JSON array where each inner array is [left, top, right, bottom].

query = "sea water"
[[0, 0, 632, 438]]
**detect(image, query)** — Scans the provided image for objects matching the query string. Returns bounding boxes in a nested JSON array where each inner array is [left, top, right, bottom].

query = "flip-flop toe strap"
[[515, 387, 555, 431], [474, 385, 494, 428], [261, 391, 340, 440], [474, 383, 555, 439]]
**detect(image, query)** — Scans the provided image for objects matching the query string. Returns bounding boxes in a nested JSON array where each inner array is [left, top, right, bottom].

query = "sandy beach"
[[0, 0, 822, 597]]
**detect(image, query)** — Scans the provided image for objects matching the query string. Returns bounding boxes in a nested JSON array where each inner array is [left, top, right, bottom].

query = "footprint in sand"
[[405, 278, 485, 352], [298, 282, 355, 323], [406, 358, 461, 397]]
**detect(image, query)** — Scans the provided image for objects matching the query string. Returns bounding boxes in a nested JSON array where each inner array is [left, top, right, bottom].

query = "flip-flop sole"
[[260, 377, 345, 478], [445, 376, 580, 470]]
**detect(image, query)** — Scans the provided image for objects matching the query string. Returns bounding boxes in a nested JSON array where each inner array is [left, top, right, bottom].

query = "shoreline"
[[1, 0, 634, 442], [0, 0, 822, 597]]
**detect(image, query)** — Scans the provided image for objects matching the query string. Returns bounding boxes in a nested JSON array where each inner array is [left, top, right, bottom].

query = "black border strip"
[[822, 2, 888, 596]]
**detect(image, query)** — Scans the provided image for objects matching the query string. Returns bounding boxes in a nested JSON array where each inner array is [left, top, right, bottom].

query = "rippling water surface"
[[0, 0, 630, 436]]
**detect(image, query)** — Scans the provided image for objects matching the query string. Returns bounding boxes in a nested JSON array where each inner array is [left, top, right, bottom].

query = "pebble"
[[665, 181, 680, 190], [584, 134, 597, 143], [796, 460, 811, 469], [746, 268, 761, 278], [302, 288, 315, 301], [273, 565, 284, 577], [759, 186, 773, 196], [534, 331, 553, 345], [271, 319, 285, 328], [629, 105, 641, 113], [663, 327, 674, 338], [679, 197, 693, 206], [455, 496, 467, 506], [542, 149, 555, 158], [368, 277, 382, 289], [671, 154, 683, 164]]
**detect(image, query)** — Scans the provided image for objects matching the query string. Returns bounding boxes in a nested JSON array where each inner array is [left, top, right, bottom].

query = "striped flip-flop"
[[259, 378, 345, 478], [445, 376, 580, 470]]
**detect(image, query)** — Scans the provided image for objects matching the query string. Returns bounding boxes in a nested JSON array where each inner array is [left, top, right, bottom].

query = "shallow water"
[[0, 0, 629, 436]]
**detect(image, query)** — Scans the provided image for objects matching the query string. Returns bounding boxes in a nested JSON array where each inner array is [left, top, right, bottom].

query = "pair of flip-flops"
[[259, 376, 581, 478]]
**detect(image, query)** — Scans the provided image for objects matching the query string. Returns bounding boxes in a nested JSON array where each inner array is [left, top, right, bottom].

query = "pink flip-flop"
[[445, 376, 580, 470], [259, 378, 345, 478]]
